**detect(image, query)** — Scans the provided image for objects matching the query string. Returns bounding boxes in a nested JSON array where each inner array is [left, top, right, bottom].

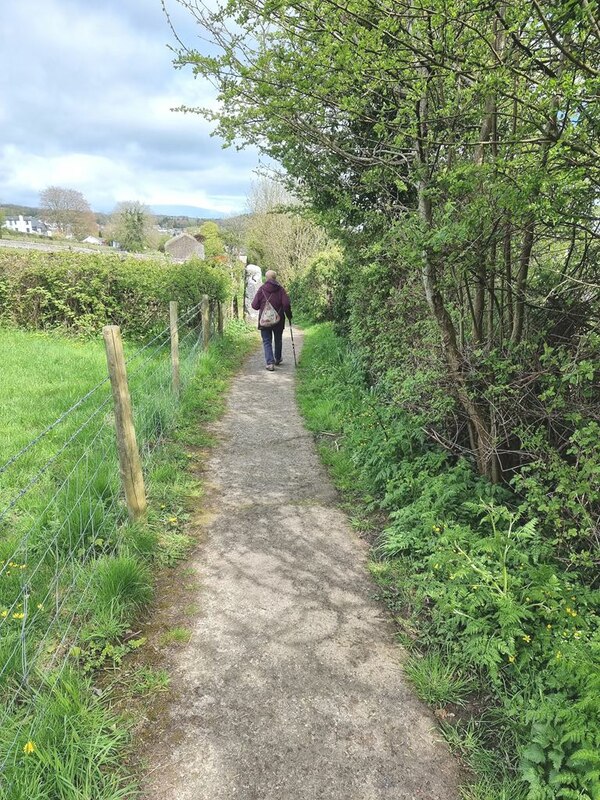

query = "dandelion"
[[522, 634, 531, 643], [0, 610, 7, 618], [508, 654, 515, 663], [12, 612, 24, 620], [168, 517, 178, 524], [546, 624, 552, 629], [23, 741, 36, 755]]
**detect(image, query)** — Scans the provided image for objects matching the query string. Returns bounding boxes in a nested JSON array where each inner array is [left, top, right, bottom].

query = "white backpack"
[[260, 291, 281, 327]]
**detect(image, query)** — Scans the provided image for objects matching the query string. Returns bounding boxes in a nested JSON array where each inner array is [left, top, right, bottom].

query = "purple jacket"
[[251, 279, 292, 330]]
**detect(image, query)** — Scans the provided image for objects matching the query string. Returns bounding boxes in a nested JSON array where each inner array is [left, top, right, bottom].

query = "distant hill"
[[1, 203, 248, 232], [150, 204, 226, 220], [1, 203, 43, 218]]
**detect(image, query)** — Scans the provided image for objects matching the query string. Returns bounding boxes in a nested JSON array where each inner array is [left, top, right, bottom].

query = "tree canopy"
[[39, 186, 97, 239], [173, 0, 599, 481], [109, 201, 153, 252]]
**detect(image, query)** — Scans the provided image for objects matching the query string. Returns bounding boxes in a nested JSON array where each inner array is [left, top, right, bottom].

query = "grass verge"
[[296, 323, 600, 800], [0, 320, 256, 799]]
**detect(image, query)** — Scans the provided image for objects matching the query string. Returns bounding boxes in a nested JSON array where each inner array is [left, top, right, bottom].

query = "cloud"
[[0, 0, 259, 214]]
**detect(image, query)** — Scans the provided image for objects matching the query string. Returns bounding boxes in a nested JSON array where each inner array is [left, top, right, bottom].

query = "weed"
[[128, 666, 170, 698], [91, 556, 153, 615], [159, 627, 192, 646], [404, 652, 474, 706]]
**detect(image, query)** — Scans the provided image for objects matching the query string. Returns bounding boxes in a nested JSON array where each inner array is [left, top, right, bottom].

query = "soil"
[[136, 328, 462, 800]]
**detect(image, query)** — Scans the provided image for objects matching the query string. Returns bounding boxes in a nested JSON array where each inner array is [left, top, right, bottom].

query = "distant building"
[[82, 236, 102, 245], [3, 214, 51, 236], [164, 232, 205, 262]]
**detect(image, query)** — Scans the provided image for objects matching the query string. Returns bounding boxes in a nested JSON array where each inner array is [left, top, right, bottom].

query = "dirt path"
[[140, 329, 461, 800]]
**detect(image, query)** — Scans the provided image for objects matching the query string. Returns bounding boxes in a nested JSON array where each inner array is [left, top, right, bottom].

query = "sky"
[[0, 0, 262, 217]]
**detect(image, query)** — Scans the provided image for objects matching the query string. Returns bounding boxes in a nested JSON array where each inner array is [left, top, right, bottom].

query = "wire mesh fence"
[[0, 298, 224, 782]]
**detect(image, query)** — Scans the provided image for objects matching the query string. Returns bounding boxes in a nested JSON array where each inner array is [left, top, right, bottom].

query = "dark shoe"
[[275, 359, 282, 366], [266, 364, 275, 371]]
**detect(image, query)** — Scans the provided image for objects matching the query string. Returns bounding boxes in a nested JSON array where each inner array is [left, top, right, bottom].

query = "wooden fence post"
[[169, 301, 180, 394], [103, 325, 147, 521], [201, 294, 210, 350], [217, 300, 224, 336], [232, 295, 239, 319]]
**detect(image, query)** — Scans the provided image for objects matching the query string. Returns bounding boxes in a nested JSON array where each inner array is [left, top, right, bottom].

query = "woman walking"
[[251, 270, 293, 371]]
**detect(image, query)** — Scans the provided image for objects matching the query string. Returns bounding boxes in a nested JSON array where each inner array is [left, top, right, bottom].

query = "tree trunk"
[[418, 181, 497, 479], [511, 218, 535, 344]]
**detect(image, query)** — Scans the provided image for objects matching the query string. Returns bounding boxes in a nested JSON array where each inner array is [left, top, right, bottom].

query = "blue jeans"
[[260, 327, 283, 365]]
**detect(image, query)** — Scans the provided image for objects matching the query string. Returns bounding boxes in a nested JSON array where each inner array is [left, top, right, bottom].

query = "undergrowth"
[[296, 323, 600, 800]]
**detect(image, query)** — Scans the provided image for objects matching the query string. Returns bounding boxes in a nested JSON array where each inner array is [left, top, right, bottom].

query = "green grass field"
[[0, 328, 106, 461], [0, 321, 256, 799]]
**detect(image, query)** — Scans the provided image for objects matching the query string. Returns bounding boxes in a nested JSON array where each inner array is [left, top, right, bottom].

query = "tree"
[[109, 201, 153, 252], [245, 178, 328, 282], [173, 0, 600, 482], [39, 186, 96, 239], [198, 221, 226, 259]]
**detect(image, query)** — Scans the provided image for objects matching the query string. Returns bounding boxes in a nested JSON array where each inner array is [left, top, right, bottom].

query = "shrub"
[[288, 246, 343, 321], [0, 248, 230, 336]]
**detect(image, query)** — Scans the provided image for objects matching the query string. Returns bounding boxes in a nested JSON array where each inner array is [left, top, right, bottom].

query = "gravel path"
[[140, 328, 461, 800]]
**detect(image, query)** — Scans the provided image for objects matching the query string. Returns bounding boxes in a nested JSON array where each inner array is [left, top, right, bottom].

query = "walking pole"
[[289, 321, 298, 367]]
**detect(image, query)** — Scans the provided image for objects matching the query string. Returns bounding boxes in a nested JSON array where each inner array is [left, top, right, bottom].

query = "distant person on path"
[[251, 270, 292, 371]]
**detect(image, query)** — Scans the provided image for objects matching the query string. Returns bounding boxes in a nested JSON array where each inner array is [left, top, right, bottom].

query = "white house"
[[3, 214, 51, 237]]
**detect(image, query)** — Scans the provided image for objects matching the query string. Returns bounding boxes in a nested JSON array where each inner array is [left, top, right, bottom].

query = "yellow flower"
[[12, 612, 24, 620], [546, 624, 552, 629], [23, 741, 36, 755], [522, 634, 531, 643], [508, 654, 515, 663], [36, 604, 44, 611], [0, 610, 7, 618], [168, 517, 178, 524], [555, 650, 562, 660]]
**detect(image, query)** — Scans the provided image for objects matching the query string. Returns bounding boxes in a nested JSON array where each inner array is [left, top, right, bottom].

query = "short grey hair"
[[265, 270, 277, 281]]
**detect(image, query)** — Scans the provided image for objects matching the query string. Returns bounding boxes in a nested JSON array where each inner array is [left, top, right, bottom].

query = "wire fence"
[[0, 297, 227, 782]]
